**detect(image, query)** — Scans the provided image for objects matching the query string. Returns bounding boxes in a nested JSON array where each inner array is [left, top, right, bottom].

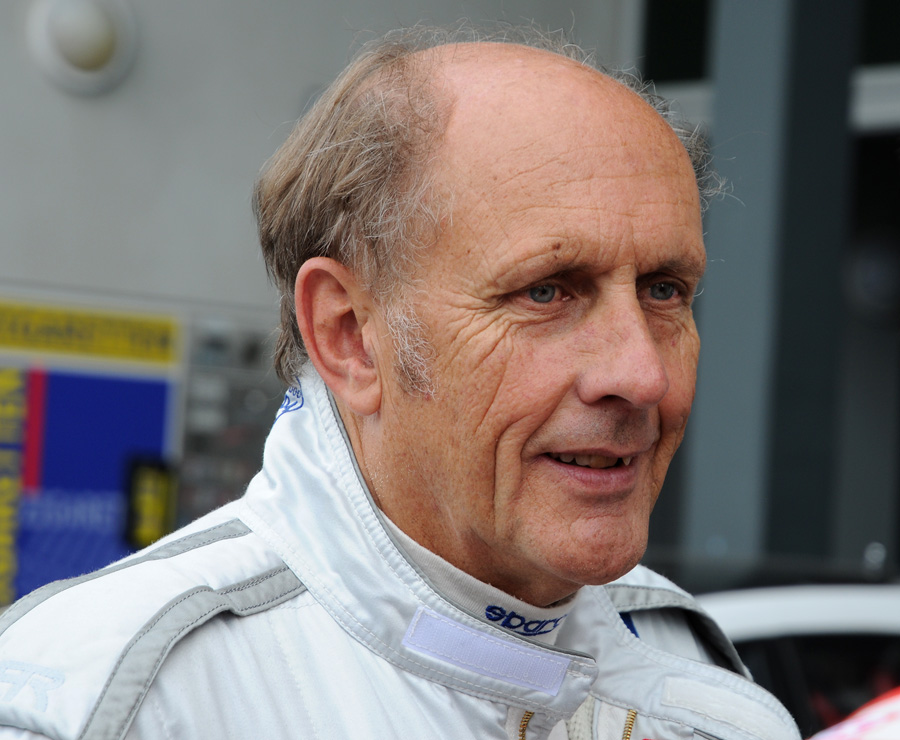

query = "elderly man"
[[0, 27, 799, 740]]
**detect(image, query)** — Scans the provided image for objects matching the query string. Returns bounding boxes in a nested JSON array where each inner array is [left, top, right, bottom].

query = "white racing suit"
[[0, 365, 800, 740]]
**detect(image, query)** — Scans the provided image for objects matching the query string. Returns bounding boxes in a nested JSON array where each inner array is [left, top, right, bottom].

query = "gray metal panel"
[[682, 0, 794, 566], [762, 0, 858, 559], [682, 0, 858, 574]]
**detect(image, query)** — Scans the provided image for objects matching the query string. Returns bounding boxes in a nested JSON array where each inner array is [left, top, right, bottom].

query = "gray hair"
[[253, 24, 723, 386]]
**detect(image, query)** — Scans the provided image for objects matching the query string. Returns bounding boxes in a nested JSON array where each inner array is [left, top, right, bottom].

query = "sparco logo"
[[276, 386, 304, 419], [485, 606, 567, 636]]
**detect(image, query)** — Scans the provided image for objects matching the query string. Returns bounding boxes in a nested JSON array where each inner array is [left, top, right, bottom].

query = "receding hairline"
[[407, 40, 699, 204], [399, 39, 619, 103], [405, 40, 691, 160]]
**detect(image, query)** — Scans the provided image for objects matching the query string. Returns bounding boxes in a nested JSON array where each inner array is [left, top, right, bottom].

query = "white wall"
[[1, 0, 641, 326]]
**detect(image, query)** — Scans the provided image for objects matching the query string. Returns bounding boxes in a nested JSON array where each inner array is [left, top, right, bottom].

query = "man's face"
[[368, 48, 706, 605]]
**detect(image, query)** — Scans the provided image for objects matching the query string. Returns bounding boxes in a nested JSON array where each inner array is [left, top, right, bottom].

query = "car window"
[[735, 634, 900, 737]]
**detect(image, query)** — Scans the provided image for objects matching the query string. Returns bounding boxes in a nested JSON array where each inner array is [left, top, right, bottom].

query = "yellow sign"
[[0, 452, 19, 606], [0, 370, 25, 446], [129, 463, 176, 549], [0, 372, 22, 606], [0, 302, 177, 364]]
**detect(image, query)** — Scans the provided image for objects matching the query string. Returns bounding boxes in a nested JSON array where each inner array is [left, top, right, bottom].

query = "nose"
[[575, 294, 670, 409]]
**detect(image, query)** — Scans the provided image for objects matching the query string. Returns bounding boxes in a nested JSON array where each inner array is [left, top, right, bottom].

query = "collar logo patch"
[[276, 386, 304, 419], [485, 605, 567, 636]]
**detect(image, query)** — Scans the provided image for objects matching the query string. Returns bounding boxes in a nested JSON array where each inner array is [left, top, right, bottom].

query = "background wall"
[[0, 0, 641, 319], [2, 0, 900, 600]]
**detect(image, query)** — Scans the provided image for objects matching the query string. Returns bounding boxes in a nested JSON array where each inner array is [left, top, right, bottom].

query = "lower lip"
[[540, 454, 640, 495]]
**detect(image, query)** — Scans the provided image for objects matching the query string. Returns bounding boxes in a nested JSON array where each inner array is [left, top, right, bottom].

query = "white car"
[[697, 584, 900, 737]]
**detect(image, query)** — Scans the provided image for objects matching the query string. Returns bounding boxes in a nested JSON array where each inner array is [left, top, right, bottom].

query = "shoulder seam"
[[80, 565, 305, 740], [0, 520, 251, 638], [604, 583, 699, 614]]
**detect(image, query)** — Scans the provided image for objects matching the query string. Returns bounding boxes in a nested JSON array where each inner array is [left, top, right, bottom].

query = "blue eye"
[[528, 285, 557, 303], [649, 282, 677, 301]]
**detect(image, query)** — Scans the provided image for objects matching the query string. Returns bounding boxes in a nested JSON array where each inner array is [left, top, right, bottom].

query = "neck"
[[333, 396, 582, 607]]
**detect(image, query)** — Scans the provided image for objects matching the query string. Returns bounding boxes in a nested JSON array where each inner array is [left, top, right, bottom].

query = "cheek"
[[657, 321, 700, 420], [434, 323, 547, 423], [432, 330, 572, 498], [660, 331, 700, 434]]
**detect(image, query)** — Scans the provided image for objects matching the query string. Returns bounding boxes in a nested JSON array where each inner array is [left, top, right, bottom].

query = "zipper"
[[518, 710, 534, 740], [518, 706, 635, 739], [621, 709, 637, 740]]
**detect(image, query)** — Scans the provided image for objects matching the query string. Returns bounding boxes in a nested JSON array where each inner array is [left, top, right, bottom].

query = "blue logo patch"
[[276, 386, 304, 419], [485, 606, 567, 636]]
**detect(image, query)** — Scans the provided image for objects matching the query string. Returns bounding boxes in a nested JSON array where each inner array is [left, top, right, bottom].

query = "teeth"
[[549, 452, 623, 469]]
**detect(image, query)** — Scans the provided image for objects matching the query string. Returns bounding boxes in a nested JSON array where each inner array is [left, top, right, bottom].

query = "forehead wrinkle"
[[466, 140, 677, 199], [492, 244, 569, 281], [478, 175, 698, 228]]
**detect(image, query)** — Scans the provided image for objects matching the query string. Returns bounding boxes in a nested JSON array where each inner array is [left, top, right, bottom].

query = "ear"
[[294, 258, 382, 416]]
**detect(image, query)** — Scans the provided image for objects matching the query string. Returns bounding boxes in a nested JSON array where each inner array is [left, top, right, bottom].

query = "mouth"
[[546, 452, 634, 470]]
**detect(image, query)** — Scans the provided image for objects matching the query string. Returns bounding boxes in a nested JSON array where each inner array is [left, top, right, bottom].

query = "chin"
[[552, 534, 648, 588], [570, 559, 643, 588]]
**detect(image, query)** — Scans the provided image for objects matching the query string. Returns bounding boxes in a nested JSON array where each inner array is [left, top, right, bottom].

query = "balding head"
[[254, 26, 718, 386], [429, 42, 701, 217]]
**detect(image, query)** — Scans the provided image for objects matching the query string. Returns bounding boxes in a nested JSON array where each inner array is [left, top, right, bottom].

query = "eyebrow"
[[503, 249, 708, 281], [487, 239, 707, 290], [646, 256, 707, 282]]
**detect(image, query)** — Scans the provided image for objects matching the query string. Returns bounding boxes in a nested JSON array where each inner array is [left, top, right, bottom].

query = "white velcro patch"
[[403, 607, 570, 695]]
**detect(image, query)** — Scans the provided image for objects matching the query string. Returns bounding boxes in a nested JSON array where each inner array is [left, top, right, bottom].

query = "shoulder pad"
[[0, 519, 304, 740], [605, 566, 749, 677]]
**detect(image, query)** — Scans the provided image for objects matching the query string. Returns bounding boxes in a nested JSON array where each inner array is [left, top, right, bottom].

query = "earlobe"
[[294, 258, 382, 416]]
